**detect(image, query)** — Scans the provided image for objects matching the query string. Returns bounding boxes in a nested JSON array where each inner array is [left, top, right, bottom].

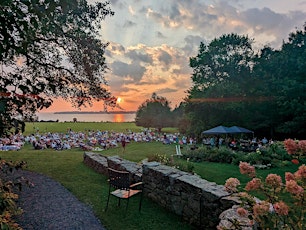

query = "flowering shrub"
[[239, 162, 256, 178], [222, 162, 305, 230], [0, 160, 28, 230], [182, 143, 291, 167], [284, 139, 306, 159], [224, 178, 240, 193]]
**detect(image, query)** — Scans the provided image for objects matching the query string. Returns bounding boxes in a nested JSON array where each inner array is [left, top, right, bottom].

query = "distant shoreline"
[[53, 111, 136, 114], [37, 112, 136, 122]]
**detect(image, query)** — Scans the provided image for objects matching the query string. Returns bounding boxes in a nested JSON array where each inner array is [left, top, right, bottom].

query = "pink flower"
[[286, 180, 304, 198], [245, 178, 262, 191], [265, 174, 282, 189], [285, 172, 295, 181], [284, 139, 299, 155], [237, 207, 248, 217], [285, 180, 298, 193], [239, 162, 256, 178], [253, 202, 270, 217], [294, 164, 306, 180], [225, 177, 240, 193], [273, 201, 289, 216], [298, 140, 306, 153]]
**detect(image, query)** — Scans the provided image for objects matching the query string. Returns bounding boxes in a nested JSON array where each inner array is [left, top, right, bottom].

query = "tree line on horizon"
[[136, 26, 306, 140]]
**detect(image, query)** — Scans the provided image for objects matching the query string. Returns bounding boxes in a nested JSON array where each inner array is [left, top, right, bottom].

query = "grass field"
[[0, 145, 193, 230], [24, 122, 179, 136], [0, 122, 300, 230]]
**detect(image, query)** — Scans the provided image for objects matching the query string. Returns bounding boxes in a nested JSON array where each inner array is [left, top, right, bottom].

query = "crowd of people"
[[0, 128, 193, 152], [0, 134, 24, 151], [1, 127, 274, 153], [202, 136, 273, 151]]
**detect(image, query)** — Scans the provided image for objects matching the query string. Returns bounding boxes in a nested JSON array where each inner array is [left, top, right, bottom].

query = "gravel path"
[[13, 170, 106, 230]]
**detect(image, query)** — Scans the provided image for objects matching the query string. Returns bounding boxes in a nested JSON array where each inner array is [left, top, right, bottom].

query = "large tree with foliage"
[[185, 33, 256, 136], [252, 25, 306, 137], [0, 0, 115, 136], [172, 102, 191, 134], [135, 93, 172, 132], [186, 27, 306, 138]]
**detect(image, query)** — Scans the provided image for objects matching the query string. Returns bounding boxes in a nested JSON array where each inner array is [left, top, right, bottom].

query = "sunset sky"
[[42, 0, 306, 112]]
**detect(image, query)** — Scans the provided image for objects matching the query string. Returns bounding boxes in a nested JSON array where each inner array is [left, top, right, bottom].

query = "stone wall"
[[83, 152, 142, 183], [83, 152, 238, 229]]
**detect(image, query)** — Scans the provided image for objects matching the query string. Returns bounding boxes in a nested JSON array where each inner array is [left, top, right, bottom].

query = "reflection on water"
[[113, 114, 124, 122], [37, 113, 136, 122]]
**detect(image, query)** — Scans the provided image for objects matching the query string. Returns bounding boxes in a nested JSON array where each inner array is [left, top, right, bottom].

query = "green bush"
[[182, 142, 293, 168], [232, 152, 248, 165], [182, 146, 235, 163], [246, 152, 262, 164], [182, 146, 208, 162], [266, 142, 291, 161], [216, 147, 235, 163], [206, 147, 233, 163]]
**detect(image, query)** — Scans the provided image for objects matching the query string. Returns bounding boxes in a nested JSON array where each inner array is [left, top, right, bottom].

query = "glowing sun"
[[116, 97, 122, 103]]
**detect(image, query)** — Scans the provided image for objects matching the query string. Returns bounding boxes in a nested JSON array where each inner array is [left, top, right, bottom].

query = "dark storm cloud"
[[111, 61, 146, 82], [126, 50, 153, 63]]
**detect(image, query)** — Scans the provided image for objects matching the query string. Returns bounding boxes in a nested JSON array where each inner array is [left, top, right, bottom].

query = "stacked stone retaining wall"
[[83, 152, 238, 229]]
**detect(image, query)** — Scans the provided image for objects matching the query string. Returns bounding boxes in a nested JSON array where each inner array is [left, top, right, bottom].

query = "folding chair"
[[105, 168, 143, 211], [175, 145, 182, 156]]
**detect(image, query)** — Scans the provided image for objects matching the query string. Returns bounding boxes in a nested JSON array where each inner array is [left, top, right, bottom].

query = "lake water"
[[37, 112, 136, 122]]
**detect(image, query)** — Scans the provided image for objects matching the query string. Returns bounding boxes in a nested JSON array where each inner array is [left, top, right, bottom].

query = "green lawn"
[[24, 122, 178, 136], [0, 145, 193, 230], [0, 122, 300, 230]]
